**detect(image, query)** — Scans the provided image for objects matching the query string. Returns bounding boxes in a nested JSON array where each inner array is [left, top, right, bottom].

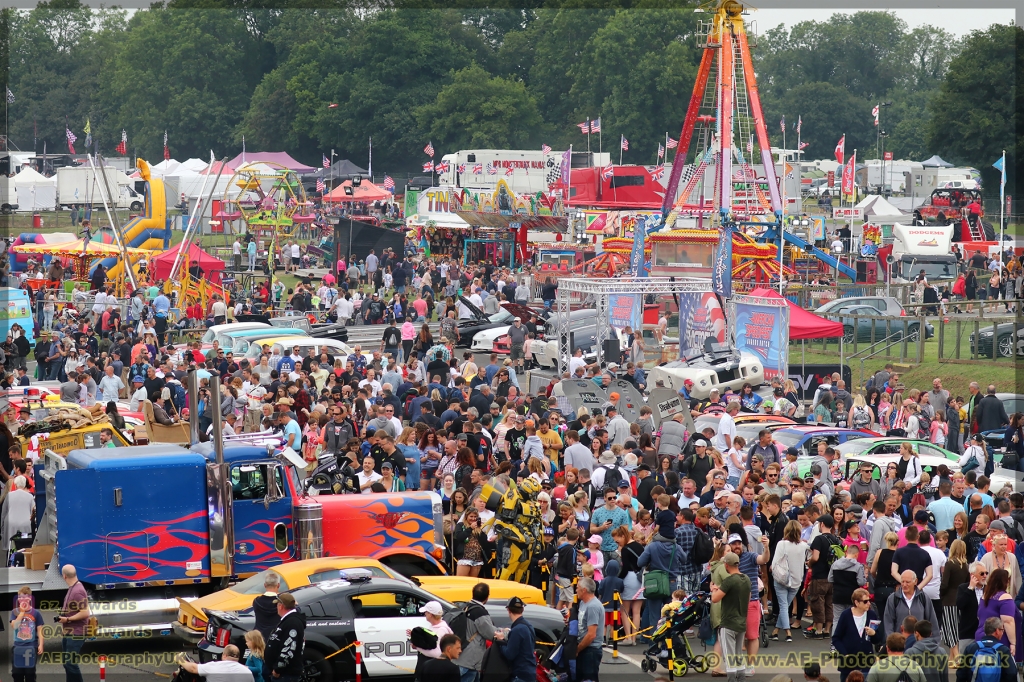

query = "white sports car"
[[648, 352, 764, 400], [470, 325, 513, 353]]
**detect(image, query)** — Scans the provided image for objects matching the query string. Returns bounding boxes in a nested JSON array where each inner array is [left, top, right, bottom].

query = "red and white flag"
[[591, 118, 601, 133], [316, 178, 325, 193], [424, 142, 434, 157], [841, 151, 856, 197], [115, 129, 127, 155], [834, 135, 845, 165], [872, 105, 879, 127], [436, 161, 450, 173], [602, 164, 614, 179], [322, 155, 330, 168], [799, 141, 809, 150], [650, 165, 665, 180], [65, 127, 76, 154], [487, 163, 497, 175], [657, 144, 664, 159], [383, 176, 395, 192], [505, 166, 514, 177], [620, 135, 628, 151], [163, 130, 169, 160], [577, 120, 590, 134], [541, 143, 551, 154], [796, 116, 802, 135], [472, 163, 483, 174], [666, 137, 678, 149]]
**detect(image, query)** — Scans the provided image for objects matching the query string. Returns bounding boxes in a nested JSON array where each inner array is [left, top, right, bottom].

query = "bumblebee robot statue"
[[481, 477, 544, 582]]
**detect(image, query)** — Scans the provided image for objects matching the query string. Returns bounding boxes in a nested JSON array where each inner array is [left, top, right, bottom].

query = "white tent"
[[855, 194, 910, 221], [151, 159, 181, 177], [13, 167, 57, 211], [176, 158, 209, 173]]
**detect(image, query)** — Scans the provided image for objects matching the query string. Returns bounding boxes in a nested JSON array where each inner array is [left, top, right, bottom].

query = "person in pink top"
[[842, 520, 869, 564], [896, 509, 936, 548], [401, 319, 417, 363], [411, 295, 428, 322]]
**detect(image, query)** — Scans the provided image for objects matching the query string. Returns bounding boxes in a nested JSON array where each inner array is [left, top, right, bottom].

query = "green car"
[[794, 438, 959, 480]]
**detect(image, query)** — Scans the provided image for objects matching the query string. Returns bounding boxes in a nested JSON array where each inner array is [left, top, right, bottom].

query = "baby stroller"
[[640, 592, 712, 676]]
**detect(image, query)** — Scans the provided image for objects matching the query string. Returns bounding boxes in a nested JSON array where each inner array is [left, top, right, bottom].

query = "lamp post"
[[879, 130, 890, 197], [875, 101, 892, 194]]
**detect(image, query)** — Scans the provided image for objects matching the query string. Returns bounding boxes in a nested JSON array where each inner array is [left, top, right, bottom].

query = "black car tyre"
[[130, 201, 144, 211], [998, 335, 1014, 358], [300, 648, 333, 682]]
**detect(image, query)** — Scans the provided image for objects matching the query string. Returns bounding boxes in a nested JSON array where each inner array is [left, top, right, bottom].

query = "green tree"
[[98, 7, 260, 160], [415, 64, 542, 150], [927, 24, 1021, 194]]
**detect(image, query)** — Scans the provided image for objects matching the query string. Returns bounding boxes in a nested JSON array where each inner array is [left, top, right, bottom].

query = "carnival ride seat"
[[141, 399, 190, 445]]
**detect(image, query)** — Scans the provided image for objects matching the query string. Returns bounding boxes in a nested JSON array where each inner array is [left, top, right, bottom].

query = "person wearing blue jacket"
[[832, 587, 883, 682], [494, 596, 537, 682], [638, 530, 686, 631]]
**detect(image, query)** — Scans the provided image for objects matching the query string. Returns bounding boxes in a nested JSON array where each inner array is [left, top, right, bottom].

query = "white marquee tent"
[[14, 167, 57, 211]]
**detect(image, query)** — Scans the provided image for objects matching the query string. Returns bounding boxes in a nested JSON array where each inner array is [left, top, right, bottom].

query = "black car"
[[198, 574, 565, 681], [452, 297, 542, 348]]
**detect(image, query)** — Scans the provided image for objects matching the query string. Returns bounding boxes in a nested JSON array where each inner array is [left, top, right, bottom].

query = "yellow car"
[[173, 557, 546, 642]]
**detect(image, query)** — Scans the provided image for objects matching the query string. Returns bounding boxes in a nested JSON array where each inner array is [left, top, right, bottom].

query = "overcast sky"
[[750, 7, 1016, 37]]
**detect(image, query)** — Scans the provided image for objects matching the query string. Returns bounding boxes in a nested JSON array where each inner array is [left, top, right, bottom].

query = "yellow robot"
[[481, 477, 544, 582]]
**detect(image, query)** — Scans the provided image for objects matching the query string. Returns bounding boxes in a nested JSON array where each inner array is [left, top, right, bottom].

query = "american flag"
[[422, 161, 434, 173], [505, 166, 514, 176], [799, 141, 809, 150], [457, 163, 466, 173], [316, 178, 325, 192], [163, 130, 169, 160], [591, 117, 601, 133], [115, 129, 127, 155], [473, 163, 483, 174], [66, 127, 76, 154], [796, 116, 802, 134], [487, 163, 497, 175], [601, 164, 614, 179], [424, 142, 434, 157], [322, 155, 330, 168], [657, 144, 664, 159], [747, 135, 754, 155], [620, 135, 628, 151], [666, 137, 678, 149], [383, 175, 395, 192], [541, 144, 551, 154], [577, 120, 590, 134], [780, 115, 785, 133], [650, 165, 665, 180]]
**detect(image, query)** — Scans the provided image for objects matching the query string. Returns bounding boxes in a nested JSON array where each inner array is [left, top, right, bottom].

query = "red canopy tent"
[[150, 243, 226, 284], [747, 287, 843, 339], [324, 180, 391, 203]]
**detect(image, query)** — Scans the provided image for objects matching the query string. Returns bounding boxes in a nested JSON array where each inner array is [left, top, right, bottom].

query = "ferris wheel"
[[221, 161, 313, 237]]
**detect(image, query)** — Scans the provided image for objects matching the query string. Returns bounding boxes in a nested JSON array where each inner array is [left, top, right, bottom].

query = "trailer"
[[56, 166, 145, 210]]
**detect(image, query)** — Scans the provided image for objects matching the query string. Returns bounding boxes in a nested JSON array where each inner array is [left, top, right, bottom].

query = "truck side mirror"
[[264, 464, 284, 509]]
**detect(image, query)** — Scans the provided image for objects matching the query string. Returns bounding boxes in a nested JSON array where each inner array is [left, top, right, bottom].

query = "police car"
[[198, 571, 565, 680]]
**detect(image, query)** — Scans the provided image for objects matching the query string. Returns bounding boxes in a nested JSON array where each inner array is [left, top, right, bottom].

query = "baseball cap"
[[381, 461, 393, 470], [914, 510, 930, 523], [543, 527, 555, 535], [722, 553, 740, 566], [418, 601, 444, 616], [507, 596, 526, 610], [786, 447, 799, 457], [727, 533, 744, 544], [133, 376, 144, 383], [274, 593, 297, 609], [617, 479, 630, 489], [609, 392, 620, 400], [588, 534, 603, 544], [683, 379, 694, 387]]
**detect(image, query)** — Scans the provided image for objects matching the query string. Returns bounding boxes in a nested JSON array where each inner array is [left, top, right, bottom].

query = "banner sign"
[[788, 364, 852, 401], [833, 207, 863, 219], [730, 295, 790, 381], [712, 224, 733, 298], [647, 388, 697, 432], [677, 292, 726, 359], [561, 379, 608, 416], [609, 294, 642, 332]]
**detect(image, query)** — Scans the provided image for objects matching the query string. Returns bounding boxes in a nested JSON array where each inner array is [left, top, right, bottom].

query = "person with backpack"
[[956, 616, 1017, 682], [591, 450, 626, 491], [865, 632, 926, 682], [849, 394, 875, 432], [492, 596, 537, 682], [829, 543, 868, 634], [446, 582, 495, 682], [806, 514, 842, 639]]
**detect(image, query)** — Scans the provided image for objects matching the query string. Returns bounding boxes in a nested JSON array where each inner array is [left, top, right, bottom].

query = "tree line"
[[2, 1, 1018, 193]]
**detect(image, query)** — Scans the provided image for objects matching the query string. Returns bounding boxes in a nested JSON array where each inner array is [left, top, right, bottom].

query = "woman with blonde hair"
[[940, 539, 970, 659], [813, 494, 831, 515], [848, 393, 874, 431], [771, 519, 810, 642]]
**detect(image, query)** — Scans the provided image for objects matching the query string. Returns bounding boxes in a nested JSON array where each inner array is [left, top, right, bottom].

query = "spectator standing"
[[956, 617, 1016, 682], [807, 514, 841, 638], [711, 552, 751, 682], [575, 578, 604, 682], [866, 634, 926, 682], [251, 572, 282, 641], [10, 586, 44, 682], [57, 565, 90, 682], [420, 634, 462, 682], [771, 519, 809, 642], [175, 645, 253, 682], [449, 582, 495, 682], [832, 587, 882, 682], [264, 593, 305, 682], [883, 570, 936, 639], [905, 620, 948, 682]]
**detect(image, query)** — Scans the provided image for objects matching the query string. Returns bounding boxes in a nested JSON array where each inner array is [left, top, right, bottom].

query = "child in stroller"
[[640, 589, 711, 676]]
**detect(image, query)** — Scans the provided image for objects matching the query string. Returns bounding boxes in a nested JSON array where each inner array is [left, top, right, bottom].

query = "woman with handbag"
[[1001, 413, 1024, 472], [770, 520, 809, 642], [958, 433, 987, 474]]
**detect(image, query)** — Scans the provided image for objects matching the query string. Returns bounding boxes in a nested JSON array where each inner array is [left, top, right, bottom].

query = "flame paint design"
[[67, 511, 210, 582], [235, 516, 291, 569], [321, 495, 435, 556]]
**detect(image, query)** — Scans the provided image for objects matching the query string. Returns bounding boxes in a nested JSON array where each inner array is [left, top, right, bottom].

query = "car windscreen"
[[489, 308, 514, 323], [771, 431, 805, 449], [899, 260, 957, 280], [231, 569, 289, 594], [836, 439, 877, 456]]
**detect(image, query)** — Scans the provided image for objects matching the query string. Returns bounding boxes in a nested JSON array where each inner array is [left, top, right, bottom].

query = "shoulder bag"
[[643, 542, 677, 599]]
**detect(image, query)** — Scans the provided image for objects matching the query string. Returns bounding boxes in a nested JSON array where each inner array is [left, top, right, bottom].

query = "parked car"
[[979, 392, 1024, 451], [452, 298, 541, 348], [814, 296, 908, 318], [770, 426, 874, 458], [468, 303, 544, 353], [197, 573, 565, 679], [834, 452, 963, 482], [833, 437, 959, 463], [968, 323, 1024, 358], [819, 304, 934, 343]]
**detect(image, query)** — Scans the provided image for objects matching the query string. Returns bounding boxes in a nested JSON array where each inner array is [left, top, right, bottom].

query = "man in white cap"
[[408, 600, 453, 661]]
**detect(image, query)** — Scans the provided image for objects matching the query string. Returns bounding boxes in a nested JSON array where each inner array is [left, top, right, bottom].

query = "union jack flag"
[[541, 144, 551, 154], [322, 155, 330, 168], [591, 117, 601, 133], [316, 178, 325, 192], [434, 161, 446, 173], [457, 163, 466, 173], [657, 144, 664, 159], [487, 163, 497, 175], [650, 165, 665, 180], [423, 161, 434, 173], [473, 163, 483, 174], [601, 164, 614, 179], [505, 166, 514, 176], [424, 142, 434, 157], [383, 176, 395, 192], [620, 135, 628, 151], [666, 137, 678, 149], [799, 141, 809, 150], [66, 127, 76, 154], [577, 120, 590, 134]]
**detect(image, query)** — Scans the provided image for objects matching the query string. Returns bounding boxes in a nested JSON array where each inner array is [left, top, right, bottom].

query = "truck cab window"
[[231, 464, 284, 501]]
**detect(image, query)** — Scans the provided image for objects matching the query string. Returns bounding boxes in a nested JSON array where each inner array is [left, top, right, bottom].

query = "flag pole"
[[619, 135, 623, 166], [1000, 149, 1006, 261], [781, 121, 787, 219], [368, 137, 372, 181], [587, 120, 591, 161]]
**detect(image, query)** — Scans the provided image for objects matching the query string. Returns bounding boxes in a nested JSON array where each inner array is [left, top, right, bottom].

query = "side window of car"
[[347, 592, 427, 619], [919, 445, 944, 459], [876, 444, 901, 455]]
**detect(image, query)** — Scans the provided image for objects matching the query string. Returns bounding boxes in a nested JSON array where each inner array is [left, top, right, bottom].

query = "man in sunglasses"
[[849, 462, 882, 500], [760, 464, 788, 498]]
